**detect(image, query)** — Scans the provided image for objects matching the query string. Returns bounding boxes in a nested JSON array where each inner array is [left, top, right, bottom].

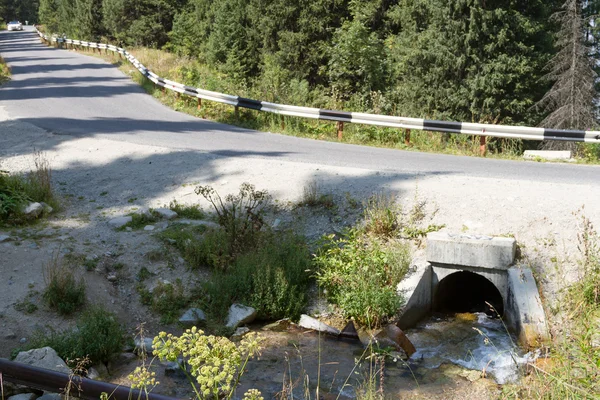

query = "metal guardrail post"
[[480, 135, 487, 156], [405, 129, 411, 146], [197, 98, 202, 110], [336, 121, 344, 140]]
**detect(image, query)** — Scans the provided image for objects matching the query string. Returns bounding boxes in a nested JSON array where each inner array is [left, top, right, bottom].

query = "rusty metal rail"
[[0, 359, 180, 400]]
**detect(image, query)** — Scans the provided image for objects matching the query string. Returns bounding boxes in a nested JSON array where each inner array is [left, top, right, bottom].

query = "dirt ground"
[[1, 113, 599, 398]]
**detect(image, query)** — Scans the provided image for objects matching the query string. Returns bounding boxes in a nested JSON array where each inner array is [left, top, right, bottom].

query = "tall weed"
[[43, 252, 86, 315]]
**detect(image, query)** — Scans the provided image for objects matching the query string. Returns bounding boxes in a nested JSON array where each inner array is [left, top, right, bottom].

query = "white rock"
[[298, 315, 340, 336], [37, 393, 61, 400], [0, 235, 11, 242], [134, 338, 154, 354], [225, 304, 257, 329], [179, 308, 206, 327], [143, 225, 155, 231], [8, 393, 37, 400], [14, 347, 70, 374], [23, 202, 43, 217], [40, 202, 53, 214], [108, 216, 132, 229], [154, 208, 178, 220], [87, 367, 100, 380], [272, 219, 281, 228]]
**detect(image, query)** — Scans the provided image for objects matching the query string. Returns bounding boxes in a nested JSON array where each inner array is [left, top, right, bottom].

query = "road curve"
[[0, 28, 598, 185]]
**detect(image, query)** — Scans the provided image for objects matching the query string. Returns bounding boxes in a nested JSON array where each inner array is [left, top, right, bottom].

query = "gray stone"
[[298, 315, 340, 336], [40, 202, 53, 214], [19, 337, 27, 344], [108, 216, 132, 229], [8, 393, 38, 400], [87, 367, 100, 380], [154, 208, 178, 220], [523, 150, 571, 161], [4, 331, 17, 339], [177, 219, 219, 229], [179, 308, 206, 327], [134, 338, 154, 354], [14, 347, 70, 374], [143, 225, 155, 231], [23, 202, 44, 217], [107, 273, 117, 282], [231, 327, 250, 340], [262, 319, 291, 332], [37, 393, 62, 400], [505, 267, 549, 348], [0, 234, 11, 242], [225, 304, 257, 329], [272, 219, 281, 229], [426, 232, 516, 269]]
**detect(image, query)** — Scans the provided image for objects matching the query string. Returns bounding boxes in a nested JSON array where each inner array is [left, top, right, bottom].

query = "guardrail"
[[33, 27, 600, 155], [0, 358, 179, 400]]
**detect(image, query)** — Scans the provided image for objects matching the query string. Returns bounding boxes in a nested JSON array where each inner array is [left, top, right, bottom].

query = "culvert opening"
[[433, 271, 504, 316]]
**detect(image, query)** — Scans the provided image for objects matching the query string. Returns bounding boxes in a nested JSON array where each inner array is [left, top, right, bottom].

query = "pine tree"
[[535, 0, 597, 133]]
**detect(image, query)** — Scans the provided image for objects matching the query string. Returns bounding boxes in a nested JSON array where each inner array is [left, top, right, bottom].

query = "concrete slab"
[[397, 259, 432, 329], [426, 232, 516, 269], [506, 267, 549, 348], [523, 150, 571, 161]]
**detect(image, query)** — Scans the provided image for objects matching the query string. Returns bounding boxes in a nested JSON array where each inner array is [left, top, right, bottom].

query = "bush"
[[169, 199, 204, 219], [195, 183, 270, 268], [314, 229, 411, 327], [26, 306, 125, 365], [201, 232, 312, 321], [138, 279, 188, 324], [363, 192, 400, 238], [43, 253, 86, 315]]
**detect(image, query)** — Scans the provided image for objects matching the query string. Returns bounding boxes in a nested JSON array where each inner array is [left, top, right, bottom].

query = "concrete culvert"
[[433, 271, 504, 317]]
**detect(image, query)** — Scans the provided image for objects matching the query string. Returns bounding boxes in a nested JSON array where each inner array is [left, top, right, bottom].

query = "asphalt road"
[[0, 28, 598, 185]]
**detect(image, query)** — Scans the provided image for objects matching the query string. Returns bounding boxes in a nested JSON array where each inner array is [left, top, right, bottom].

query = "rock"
[[339, 321, 359, 339], [107, 273, 117, 282], [385, 324, 416, 358], [272, 219, 281, 229], [0, 235, 11, 242], [164, 360, 185, 377], [458, 369, 482, 382], [177, 219, 219, 229], [23, 202, 44, 217], [14, 347, 70, 374], [179, 308, 206, 327], [225, 304, 257, 329], [262, 319, 291, 332], [37, 393, 61, 400], [298, 315, 340, 336], [4, 331, 17, 339], [231, 327, 250, 340], [8, 393, 37, 400], [388, 350, 408, 362], [134, 338, 154, 354], [19, 337, 27, 344], [143, 225, 155, 231], [87, 367, 100, 380], [40, 202, 53, 214], [154, 208, 177, 220], [108, 216, 132, 229], [92, 362, 109, 377], [135, 208, 153, 218]]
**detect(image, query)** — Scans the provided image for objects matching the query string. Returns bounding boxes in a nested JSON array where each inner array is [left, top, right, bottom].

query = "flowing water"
[[403, 312, 535, 384]]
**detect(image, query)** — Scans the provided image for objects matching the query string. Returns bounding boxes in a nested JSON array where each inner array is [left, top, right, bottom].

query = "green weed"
[[138, 279, 188, 324], [43, 252, 86, 315], [169, 199, 204, 219], [363, 192, 399, 238]]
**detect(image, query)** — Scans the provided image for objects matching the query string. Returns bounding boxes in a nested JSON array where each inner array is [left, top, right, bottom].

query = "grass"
[[43, 252, 86, 315], [21, 306, 125, 365], [362, 192, 400, 238], [137, 279, 188, 324], [297, 181, 335, 209], [0, 152, 57, 225], [169, 199, 205, 219], [0, 55, 11, 84], [121, 211, 159, 230]]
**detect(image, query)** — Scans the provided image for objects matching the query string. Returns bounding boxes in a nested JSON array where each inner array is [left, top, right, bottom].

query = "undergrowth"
[[43, 252, 86, 315], [0, 152, 57, 225], [137, 279, 188, 324], [20, 306, 125, 365], [0, 55, 11, 84]]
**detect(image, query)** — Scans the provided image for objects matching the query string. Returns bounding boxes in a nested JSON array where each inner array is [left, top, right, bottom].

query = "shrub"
[[201, 232, 312, 321], [195, 183, 270, 267], [26, 306, 125, 365], [43, 253, 86, 315], [169, 199, 204, 219], [138, 279, 188, 324], [314, 229, 411, 327], [298, 181, 335, 209]]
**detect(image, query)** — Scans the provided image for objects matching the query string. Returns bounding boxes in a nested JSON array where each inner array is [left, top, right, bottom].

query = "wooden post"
[[480, 135, 487, 157], [336, 121, 344, 140], [280, 115, 285, 130], [197, 98, 202, 110], [405, 129, 411, 146], [234, 106, 239, 119]]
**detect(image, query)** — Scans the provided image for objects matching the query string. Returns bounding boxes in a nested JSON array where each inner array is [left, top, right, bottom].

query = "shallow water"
[[403, 312, 533, 384]]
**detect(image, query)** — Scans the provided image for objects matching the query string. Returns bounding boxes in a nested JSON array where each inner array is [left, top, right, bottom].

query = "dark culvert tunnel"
[[433, 271, 504, 317]]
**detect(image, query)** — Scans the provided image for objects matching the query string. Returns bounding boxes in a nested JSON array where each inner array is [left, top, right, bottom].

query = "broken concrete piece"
[[14, 347, 70, 374], [298, 315, 340, 336], [154, 208, 178, 220]]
